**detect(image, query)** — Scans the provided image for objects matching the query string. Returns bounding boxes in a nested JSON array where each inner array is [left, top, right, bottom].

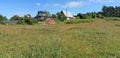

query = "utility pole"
[[66, 9, 67, 16]]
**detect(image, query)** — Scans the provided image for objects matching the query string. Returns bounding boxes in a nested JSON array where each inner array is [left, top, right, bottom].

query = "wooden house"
[[35, 11, 49, 22]]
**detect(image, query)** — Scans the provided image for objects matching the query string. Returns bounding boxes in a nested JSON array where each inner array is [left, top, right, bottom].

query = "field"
[[0, 19, 120, 58]]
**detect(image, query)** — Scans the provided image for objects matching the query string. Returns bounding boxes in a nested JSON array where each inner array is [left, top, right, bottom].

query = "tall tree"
[[0, 15, 8, 23], [102, 6, 120, 17], [56, 12, 66, 21], [102, 6, 109, 16], [10, 15, 22, 21]]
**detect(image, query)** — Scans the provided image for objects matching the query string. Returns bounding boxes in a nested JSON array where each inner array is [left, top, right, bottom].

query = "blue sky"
[[0, 0, 120, 19]]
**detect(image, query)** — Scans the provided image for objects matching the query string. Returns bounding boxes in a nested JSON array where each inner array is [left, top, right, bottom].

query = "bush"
[[17, 18, 37, 25], [17, 19, 26, 25], [104, 17, 120, 21], [96, 14, 104, 18], [64, 19, 95, 24], [56, 12, 67, 21], [0, 15, 8, 24], [77, 12, 97, 19], [10, 15, 22, 21], [25, 18, 38, 25]]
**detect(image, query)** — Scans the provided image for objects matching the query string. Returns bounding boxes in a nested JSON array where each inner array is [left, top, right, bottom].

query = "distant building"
[[61, 10, 74, 20], [35, 11, 49, 22], [24, 14, 31, 18]]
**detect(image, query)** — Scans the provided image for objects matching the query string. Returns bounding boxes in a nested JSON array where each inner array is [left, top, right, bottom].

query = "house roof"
[[37, 11, 48, 17], [62, 10, 73, 17]]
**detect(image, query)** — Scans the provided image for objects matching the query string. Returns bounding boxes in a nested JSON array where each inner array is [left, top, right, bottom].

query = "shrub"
[[17, 18, 37, 25], [96, 14, 104, 18], [64, 19, 95, 24], [25, 18, 38, 25], [0, 15, 8, 24], [17, 19, 26, 25], [10, 15, 22, 21], [56, 12, 67, 21], [104, 17, 120, 21], [77, 12, 97, 19]]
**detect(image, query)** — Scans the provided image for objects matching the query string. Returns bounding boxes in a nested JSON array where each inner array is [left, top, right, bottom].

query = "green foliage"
[[96, 13, 104, 18], [25, 18, 37, 25], [51, 14, 57, 19], [77, 13, 86, 19], [10, 15, 38, 25], [10, 15, 22, 21], [17, 19, 26, 25], [0, 15, 8, 24], [1, 19, 120, 58], [104, 17, 120, 21], [22, 42, 68, 58], [56, 12, 67, 21], [55, 20, 65, 24], [0, 20, 120, 58], [102, 6, 120, 17], [18, 17, 37, 25], [1, 20, 14, 25], [77, 12, 97, 19], [64, 19, 95, 24]]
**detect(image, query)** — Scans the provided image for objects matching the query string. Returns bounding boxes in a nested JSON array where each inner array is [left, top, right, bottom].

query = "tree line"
[[11, 15, 37, 25], [77, 6, 120, 19], [0, 14, 37, 25], [102, 6, 120, 17], [52, 11, 103, 22], [0, 5, 120, 25]]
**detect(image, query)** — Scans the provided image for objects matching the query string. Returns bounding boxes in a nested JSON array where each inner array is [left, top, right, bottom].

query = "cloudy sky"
[[0, 0, 120, 19]]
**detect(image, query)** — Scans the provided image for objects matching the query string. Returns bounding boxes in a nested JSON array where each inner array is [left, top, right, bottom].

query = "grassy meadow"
[[0, 19, 120, 58]]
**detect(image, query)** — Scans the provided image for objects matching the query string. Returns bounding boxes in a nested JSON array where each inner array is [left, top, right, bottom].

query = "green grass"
[[64, 19, 95, 24], [0, 19, 120, 58], [104, 17, 120, 21]]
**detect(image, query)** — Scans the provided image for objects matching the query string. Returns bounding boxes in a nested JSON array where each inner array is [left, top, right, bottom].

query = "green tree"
[[10, 15, 22, 21], [23, 15, 37, 25], [51, 14, 57, 19], [102, 6, 120, 17], [115, 6, 120, 17], [77, 13, 86, 19], [0, 15, 8, 24], [91, 12, 96, 18], [56, 12, 66, 21], [102, 6, 108, 16], [17, 14, 37, 25], [96, 12, 104, 18], [17, 19, 26, 25], [77, 12, 96, 19], [26, 18, 37, 25]]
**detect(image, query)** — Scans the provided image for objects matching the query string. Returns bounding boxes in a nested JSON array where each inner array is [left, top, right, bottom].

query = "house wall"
[[35, 11, 48, 22]]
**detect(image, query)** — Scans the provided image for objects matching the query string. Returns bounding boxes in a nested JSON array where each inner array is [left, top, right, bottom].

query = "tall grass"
[[104, 17, 120, 21], [0, 19, 120, 58], [64, 19, 95, 24]]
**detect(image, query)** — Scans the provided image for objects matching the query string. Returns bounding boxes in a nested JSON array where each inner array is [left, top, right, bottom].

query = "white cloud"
[[89, 0, 115, 3], [65, 1, 82, 8], [36, 0, 119, 8], [36, 3, 41, 6], [53, 1, 83, 8], [13, 11, 29, 16], [53, 4, 61, 7]]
